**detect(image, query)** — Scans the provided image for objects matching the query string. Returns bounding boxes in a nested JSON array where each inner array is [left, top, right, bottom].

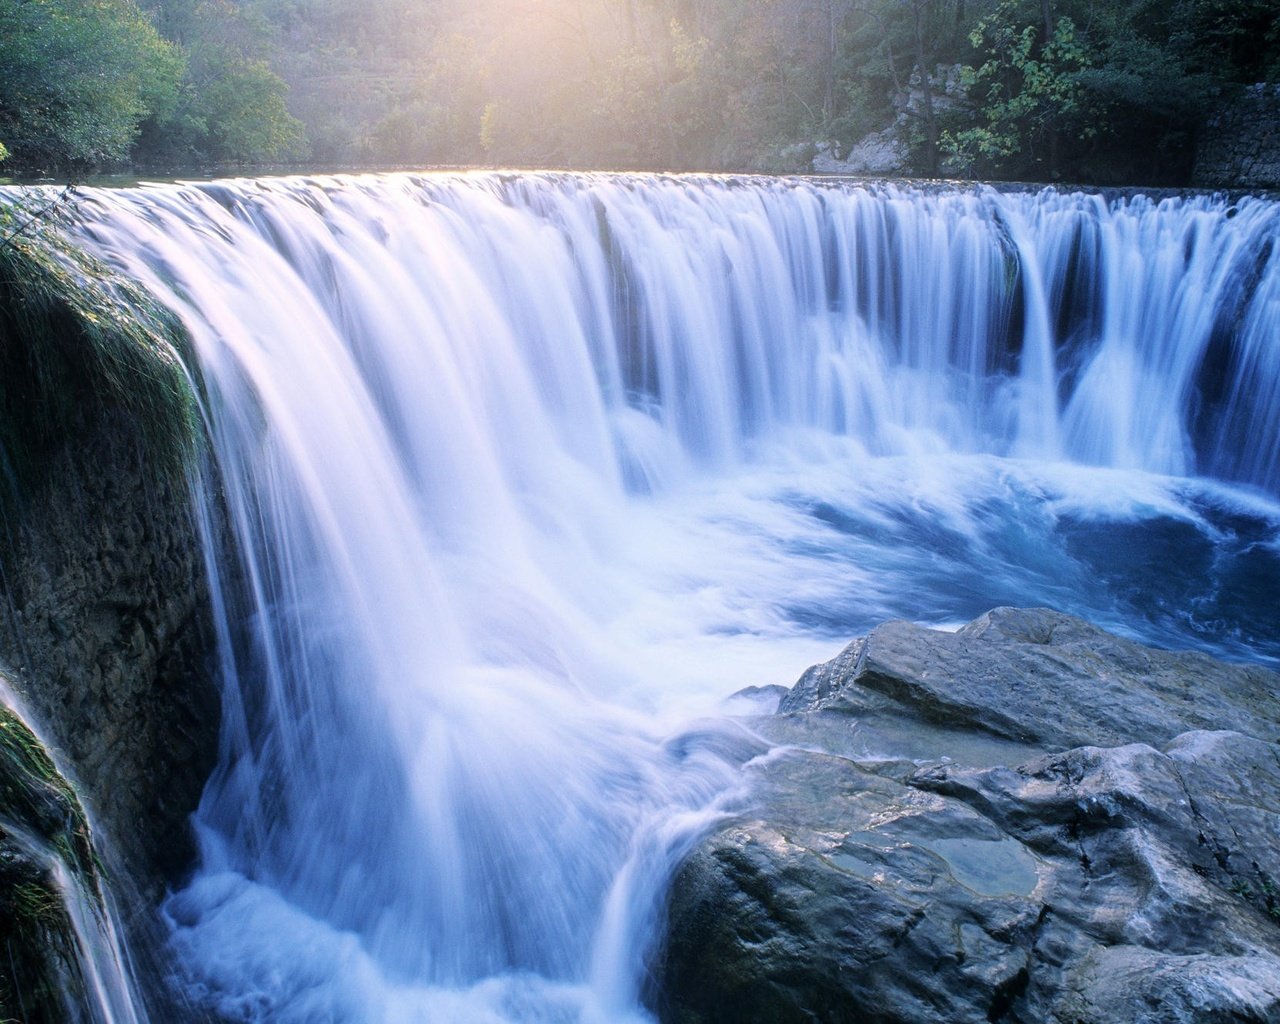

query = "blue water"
[[26, 172, 1279, 1022]]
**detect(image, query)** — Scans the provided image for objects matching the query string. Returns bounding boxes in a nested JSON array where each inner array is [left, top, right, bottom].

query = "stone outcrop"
[[814, 131, 911, 178], [661, 608, 1280, 1023], [0, 219, 226, 1017], [1195, 84, 1280, 191], [813, 64, 968, 178], [0, 220, 224, 934], [0, 406, 220, 898], [0, 700, 133, 1023]]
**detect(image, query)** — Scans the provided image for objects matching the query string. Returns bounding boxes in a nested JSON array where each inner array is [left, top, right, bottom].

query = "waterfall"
[[36, 172, 1280, 1021]]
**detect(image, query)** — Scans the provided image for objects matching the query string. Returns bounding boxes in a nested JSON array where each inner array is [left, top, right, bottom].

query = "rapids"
[[40, 172, 1280, 1021]]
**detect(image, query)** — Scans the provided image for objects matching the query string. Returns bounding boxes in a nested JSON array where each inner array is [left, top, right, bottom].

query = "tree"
[[941, 0, 1095, 178], [1181, 0, 1280, 82], [0, 0, 184, 173], [134, 0, 306, 166], [908, 0, 941, 174], [193, 56, 306, 163]]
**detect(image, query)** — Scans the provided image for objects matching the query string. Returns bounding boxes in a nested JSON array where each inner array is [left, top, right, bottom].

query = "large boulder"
[[0, 219, 224, 1024], [660, 608, 1280, 1023]]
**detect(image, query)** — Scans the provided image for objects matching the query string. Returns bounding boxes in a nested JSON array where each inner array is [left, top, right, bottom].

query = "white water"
[[40, 172, 1280, 1021], [0, 683, 146, 1024]]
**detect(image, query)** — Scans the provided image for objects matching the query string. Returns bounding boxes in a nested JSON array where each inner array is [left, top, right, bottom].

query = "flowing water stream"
[[43, 172, 1280, 1021]]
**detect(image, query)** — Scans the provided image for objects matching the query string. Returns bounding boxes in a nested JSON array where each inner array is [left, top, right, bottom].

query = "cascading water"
[[37, 172, 1280, 1021], [0, 683, 148, 1024]]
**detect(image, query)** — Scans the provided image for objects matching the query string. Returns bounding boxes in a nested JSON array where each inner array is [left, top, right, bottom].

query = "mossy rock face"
[[0, 704, 94, 872], [0, 702, 106, 1024], [0, 194, 222, 935], [0, 191, 200, 517]]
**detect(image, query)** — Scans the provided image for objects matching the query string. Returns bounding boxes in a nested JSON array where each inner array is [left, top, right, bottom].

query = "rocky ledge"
[[661, 608, 1280, 1023]]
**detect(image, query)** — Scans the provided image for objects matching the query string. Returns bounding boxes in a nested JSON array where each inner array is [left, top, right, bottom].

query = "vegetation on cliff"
[[0, 701, 102, 1023], [0, 194, 200, 519]]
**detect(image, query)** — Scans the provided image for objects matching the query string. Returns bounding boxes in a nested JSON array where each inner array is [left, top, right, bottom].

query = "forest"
[[1, 0, 1277, 182]]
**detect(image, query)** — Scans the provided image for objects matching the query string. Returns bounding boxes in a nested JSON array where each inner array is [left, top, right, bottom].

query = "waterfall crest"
[[49, 172, 1280, 1021]]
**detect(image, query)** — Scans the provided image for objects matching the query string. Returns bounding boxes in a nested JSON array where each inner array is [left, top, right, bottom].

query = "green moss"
[[10, 880, 62, 927], [0, 703, 101, 1023], [1228, 877, 1253, 898], [0, 193, 202, 524], [0, 705, 95, 881]]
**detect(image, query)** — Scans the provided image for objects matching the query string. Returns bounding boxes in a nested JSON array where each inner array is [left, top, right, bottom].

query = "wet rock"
[[660, 609, 1280, 1023], [0, 406, 221, 900], [779, 607, 1279, 748], [0, 702, 118, 1023]]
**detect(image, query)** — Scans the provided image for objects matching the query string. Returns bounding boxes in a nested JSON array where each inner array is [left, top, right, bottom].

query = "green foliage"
[[134, 0, 306, 166], [365, 33, 489, 167], [942, 3, 1096, 177], [0, 195, 201, 518], [0, 705, 92, 869], [2, 0, 1273, 177], [0, 0, 185, 173], [935, 0, 1243, 180], [193, 56, 306, 163], [1182, 0, 1280, 82], [221, 0, 437, 165], [663, 20, 735, 167]]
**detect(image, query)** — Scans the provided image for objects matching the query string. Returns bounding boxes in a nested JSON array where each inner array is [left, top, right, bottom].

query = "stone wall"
[[1194, 83, 1280, 190]]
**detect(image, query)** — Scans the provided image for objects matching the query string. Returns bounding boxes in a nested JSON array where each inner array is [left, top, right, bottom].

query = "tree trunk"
[[912, 0, 938, 175], [824, 0, 837, 124], [1039, 0, 1060, 177]]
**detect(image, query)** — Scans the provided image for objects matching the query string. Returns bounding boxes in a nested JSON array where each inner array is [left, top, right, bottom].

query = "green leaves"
[[943, 1, 1097, 177], [0, 0, 1270, 178], [192, 56, 305, 163], [132, 0, 307, 166], [0, 0, 185, 172]]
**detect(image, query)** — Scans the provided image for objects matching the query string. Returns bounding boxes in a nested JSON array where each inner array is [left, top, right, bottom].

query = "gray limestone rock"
[[660, 609, 1280, 1023]]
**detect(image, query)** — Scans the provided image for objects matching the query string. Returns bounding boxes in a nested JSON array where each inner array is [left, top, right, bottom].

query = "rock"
[[812, 63, 969, 178], [722, 684, 790, 715], [0, 404, 222, 905], [780, 607, 1280, 749], [0, 701, 122, 1023], [0, 214, 226, 1021], [814, 128, 910, 177], [1194, 83, 1280, 190], [660, 609, 1280, 1023]]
